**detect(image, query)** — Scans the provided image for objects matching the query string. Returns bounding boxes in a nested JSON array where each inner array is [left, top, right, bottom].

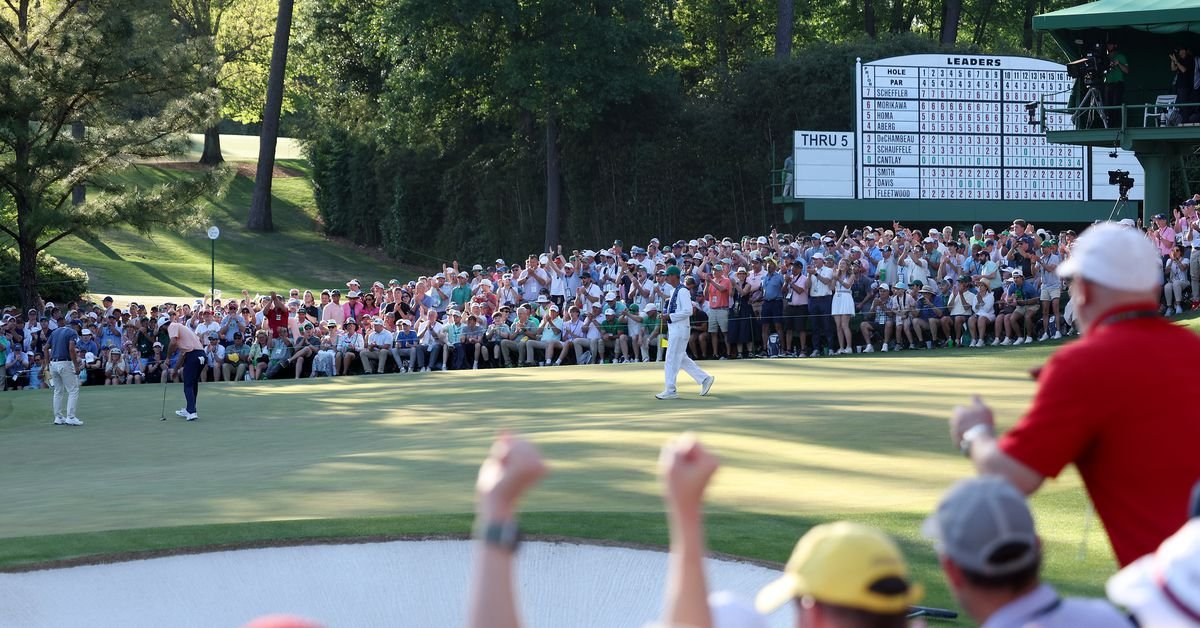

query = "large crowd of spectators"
[[3, 205, 1199, 391]]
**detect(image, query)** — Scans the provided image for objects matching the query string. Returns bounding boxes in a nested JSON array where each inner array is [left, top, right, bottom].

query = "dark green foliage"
[[300, 0, 1087, 262], [0, 250, 88, 307], [0, 0, 230, 307]]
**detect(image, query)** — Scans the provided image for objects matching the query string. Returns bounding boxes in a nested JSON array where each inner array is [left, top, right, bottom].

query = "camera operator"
[[1169, 46, 1194, 105], [1103, 42, 1129, 126]]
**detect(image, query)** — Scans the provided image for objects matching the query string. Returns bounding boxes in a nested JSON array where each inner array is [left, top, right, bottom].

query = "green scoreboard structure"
[[781, 53, 1143, 225]]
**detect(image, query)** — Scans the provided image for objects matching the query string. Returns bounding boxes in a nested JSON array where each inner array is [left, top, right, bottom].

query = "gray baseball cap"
[[921, 476, 1038, 577]]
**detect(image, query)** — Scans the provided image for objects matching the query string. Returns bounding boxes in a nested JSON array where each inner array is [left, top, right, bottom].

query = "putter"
[[160, 379, 168, 421]]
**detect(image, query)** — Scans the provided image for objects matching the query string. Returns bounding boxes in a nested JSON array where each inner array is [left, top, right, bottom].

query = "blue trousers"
[[809, 295, 834, 352], [181, 350, 204, 414]]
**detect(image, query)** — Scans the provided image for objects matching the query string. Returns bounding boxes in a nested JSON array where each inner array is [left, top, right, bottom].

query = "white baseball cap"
[[1107, 519, 1200, 626], [1056, 222, 1161, 292], [812, 253, 825, 260], [604, 308, 615, 316]]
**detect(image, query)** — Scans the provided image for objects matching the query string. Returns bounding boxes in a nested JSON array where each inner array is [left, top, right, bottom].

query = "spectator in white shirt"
[[361, 318, 393, 374]]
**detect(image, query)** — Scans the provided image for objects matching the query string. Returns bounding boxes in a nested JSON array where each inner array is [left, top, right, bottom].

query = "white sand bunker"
[[0, 540, 791, 628]]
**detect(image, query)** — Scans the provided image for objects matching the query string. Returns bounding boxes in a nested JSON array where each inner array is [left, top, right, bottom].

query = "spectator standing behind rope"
[[950, 222, 1200, 567], [656, 266, 713, 400], [166, 317, 205, 422], [44, 319, 83, 426]]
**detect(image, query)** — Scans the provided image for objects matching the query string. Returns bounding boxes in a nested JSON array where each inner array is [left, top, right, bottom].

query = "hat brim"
[[755, 573, 801, 614]]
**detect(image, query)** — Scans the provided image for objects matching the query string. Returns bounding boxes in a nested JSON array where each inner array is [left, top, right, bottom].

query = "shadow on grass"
[[81, 237, 125, 262], [129, 261, 202, 296]]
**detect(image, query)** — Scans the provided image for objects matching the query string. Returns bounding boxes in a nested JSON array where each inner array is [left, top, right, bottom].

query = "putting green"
[[0, 344, 1123, 613]]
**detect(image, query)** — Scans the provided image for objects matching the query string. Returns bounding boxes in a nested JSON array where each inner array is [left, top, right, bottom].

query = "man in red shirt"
[[951, 222, 1200, 566], [265, 292, 288, 340], [701, 263, 732, 358]]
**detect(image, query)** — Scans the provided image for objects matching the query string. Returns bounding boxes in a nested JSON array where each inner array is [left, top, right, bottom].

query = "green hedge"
[[0, 249, 90, 308]]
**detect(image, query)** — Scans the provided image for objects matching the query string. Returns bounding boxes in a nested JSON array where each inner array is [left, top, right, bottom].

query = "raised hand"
[[475, 433, 548, 522], [659, 432, 719, 516]]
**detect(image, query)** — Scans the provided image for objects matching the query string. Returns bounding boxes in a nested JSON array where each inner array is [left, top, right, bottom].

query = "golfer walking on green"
[[657, 265, 713, 400]]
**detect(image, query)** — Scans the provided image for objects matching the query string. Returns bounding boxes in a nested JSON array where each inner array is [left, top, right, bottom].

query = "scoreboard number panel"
[[856, 55, 1084, 201]]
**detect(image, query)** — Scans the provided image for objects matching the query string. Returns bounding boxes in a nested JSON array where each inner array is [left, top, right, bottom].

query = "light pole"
[[207, 226, 220, 304]]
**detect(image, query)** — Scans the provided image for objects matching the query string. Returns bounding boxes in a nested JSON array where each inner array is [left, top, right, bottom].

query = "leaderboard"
[[856, 54, 1083, 201]]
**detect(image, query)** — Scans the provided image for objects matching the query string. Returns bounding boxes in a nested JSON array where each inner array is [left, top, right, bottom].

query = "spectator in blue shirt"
[[390, 320, 419, 372], [760, 258, 787, 351]]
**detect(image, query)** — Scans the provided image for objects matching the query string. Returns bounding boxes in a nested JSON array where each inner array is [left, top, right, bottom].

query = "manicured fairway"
[[0, 343, 1126, 612], [44, 160, 425, 300]]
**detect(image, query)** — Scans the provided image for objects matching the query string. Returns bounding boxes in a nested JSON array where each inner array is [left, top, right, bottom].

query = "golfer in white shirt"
[[656, 266, 714, 400]]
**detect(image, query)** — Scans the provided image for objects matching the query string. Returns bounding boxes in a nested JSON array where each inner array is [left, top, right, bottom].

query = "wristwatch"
[[477, 520, 521, 553], [959, 423, 994, 457]]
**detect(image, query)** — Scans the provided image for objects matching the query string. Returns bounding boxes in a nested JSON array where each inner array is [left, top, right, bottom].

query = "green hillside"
[[45, 158, 426, 301]]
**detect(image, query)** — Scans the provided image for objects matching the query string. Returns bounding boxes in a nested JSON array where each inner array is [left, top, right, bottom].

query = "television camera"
[[1066, 43, 1112, 87]]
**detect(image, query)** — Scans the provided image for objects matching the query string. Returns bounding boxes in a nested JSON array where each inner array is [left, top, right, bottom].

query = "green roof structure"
[[1035, 0, 1200, 35], [1034, 0, 1200, 219]]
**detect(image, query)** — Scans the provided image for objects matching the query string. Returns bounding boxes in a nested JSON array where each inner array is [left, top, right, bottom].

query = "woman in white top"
[[945, 276, 977, 347], [830, 259, 855, 354], [967, 278, 996, 347], [891, 282, 916, 350], [496, 274, 520, 308]]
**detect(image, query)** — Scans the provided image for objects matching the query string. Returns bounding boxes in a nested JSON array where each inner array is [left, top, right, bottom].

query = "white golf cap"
[[645, 303, 658, 312], [605, 291, 617, 300], [157, 316, 170, 326], [1057, 222, 1161, 292], [756, 236, 768, 244], [539, 254, 549, 264], [1107, 519, 1200, 626], [812, 253, 825, 260], [604, 308, 616, 316]]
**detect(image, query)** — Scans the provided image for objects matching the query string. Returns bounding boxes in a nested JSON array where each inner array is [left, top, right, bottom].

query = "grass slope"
[[45, 159, 423, 301], [0, 343, 1127, 613]]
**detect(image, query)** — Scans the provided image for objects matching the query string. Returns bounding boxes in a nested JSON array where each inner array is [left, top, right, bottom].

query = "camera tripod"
[[1107, 190, 1130, 222], [1073, 85, 1109, 130]]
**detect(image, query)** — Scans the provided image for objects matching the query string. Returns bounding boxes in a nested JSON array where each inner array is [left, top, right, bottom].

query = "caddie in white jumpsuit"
[[657, 265, 714, 400]]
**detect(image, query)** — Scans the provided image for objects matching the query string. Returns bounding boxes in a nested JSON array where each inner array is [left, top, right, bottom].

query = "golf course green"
[[0, 341, 1142, 612]]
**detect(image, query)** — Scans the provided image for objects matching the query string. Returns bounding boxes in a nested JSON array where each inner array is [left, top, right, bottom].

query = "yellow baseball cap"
[[755, 522, 922, 615]]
